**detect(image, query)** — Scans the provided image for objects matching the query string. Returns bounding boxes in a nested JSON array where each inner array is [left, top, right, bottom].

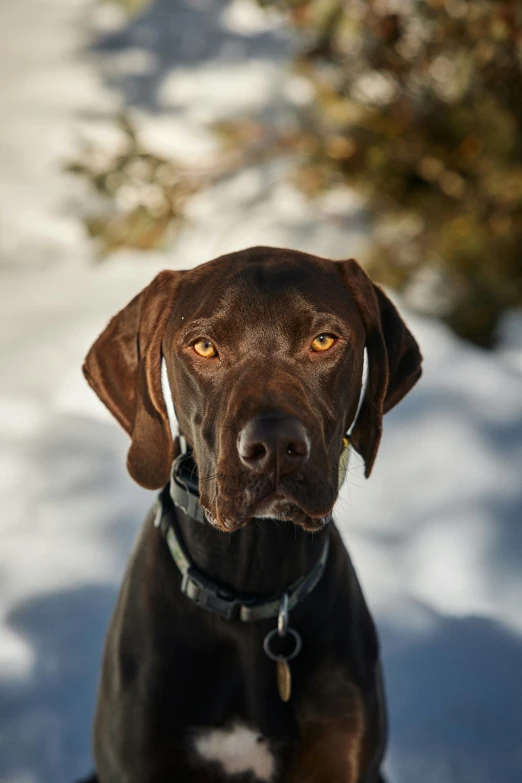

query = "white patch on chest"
[[193, 722, 275, 781]]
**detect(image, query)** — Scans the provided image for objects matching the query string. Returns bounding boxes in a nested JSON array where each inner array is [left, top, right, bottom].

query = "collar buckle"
[[181, 567, 243, 621], [170, 451, 207, 524]]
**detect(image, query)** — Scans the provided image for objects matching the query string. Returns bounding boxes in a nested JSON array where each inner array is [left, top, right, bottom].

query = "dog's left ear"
[[338, 259, 422, 477], [83, 270, 185, 489]]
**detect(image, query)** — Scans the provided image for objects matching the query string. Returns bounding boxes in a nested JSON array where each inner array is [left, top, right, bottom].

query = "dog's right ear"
[[83, 270, 185, 490], [338, 259, 422, 478]]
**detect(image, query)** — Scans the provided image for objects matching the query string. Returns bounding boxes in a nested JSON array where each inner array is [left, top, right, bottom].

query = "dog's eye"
[[193, 339, 217, 358], [311, 333, 336, 352]]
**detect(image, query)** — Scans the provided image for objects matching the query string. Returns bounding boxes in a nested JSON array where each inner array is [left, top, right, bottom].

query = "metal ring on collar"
[[263, 628, 302, 662], [278, 592, 289, 637]]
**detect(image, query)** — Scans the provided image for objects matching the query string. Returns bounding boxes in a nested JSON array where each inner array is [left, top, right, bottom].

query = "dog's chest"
[[192, 721, 277, 781]]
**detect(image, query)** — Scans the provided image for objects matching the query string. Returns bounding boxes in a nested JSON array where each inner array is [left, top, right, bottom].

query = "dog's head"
[[84, 247, 421, 532]]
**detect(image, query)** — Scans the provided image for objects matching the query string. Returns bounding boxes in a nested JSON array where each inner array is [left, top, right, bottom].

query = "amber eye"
[[311, 333, 336, 352], [193, 339, 217, 358]]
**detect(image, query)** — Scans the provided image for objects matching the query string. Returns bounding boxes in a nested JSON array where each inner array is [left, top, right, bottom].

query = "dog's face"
[[84, 247, 422, 533], [163, 251, 365, 532]]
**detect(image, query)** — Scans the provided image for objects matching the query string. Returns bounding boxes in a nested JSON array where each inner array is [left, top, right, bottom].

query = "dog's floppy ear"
[[83, 270, 184, 489], [339, 259, 422, 477]]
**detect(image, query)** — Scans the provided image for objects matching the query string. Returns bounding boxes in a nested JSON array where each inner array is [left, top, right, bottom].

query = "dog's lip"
[[256, 488, 331, 514], [202, 488, 335, 531], [299, 511, 333, 530], [252, 490, 295, 514], [258, 490, 287, 504], [203, 505, 246, 532], [253, 490, 334, 526], [203, 507, 218, 526]]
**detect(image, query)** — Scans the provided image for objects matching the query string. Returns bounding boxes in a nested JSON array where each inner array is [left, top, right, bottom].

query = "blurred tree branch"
[[251, 0, 522, 346], [68, 0, 522, 346]]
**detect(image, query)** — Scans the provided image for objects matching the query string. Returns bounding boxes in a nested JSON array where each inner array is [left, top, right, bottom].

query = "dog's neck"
[[175, 507, 329, 597]]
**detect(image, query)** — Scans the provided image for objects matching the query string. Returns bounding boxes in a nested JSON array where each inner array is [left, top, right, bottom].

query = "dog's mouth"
[[253, 491, 333, 528], [202, 487, 334, 533]]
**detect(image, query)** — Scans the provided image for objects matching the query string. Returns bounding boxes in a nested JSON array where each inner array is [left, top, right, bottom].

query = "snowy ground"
[[1, 1, 521, 782]]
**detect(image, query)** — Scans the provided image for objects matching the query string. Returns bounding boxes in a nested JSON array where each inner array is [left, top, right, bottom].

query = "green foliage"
[[66, 114, 277, 259], [70, 1, 522, 344], [66, 116, 201, 256], [252, 0, 522, 345]]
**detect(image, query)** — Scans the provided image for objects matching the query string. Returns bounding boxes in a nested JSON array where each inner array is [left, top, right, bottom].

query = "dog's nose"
[[237, 415, 310, 477]]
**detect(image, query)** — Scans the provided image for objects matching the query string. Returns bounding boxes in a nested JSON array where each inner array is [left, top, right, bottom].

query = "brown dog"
[[83, 246, 421, 783]]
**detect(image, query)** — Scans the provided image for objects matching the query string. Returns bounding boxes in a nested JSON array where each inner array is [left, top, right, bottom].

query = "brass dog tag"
[[276, 658, 291, 702]]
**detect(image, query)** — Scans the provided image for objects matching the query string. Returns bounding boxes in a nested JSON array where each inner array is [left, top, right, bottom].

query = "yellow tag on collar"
[[338, 436, 350, 489]]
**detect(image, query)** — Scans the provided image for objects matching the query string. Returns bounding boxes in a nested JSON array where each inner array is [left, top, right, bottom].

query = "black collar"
[[154, 447, 330, 623], [169, 447, 206, 524]]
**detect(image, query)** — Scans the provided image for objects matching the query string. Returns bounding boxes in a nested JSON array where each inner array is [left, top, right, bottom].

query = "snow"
[[0, 1, 521, 782]]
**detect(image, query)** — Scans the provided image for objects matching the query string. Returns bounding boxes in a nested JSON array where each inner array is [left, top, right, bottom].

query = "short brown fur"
[[289, 668, 366, 783], [81, 246, 421, 783]]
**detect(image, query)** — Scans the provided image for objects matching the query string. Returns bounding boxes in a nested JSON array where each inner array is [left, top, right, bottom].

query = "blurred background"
[[1, 1, 521, 781]]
